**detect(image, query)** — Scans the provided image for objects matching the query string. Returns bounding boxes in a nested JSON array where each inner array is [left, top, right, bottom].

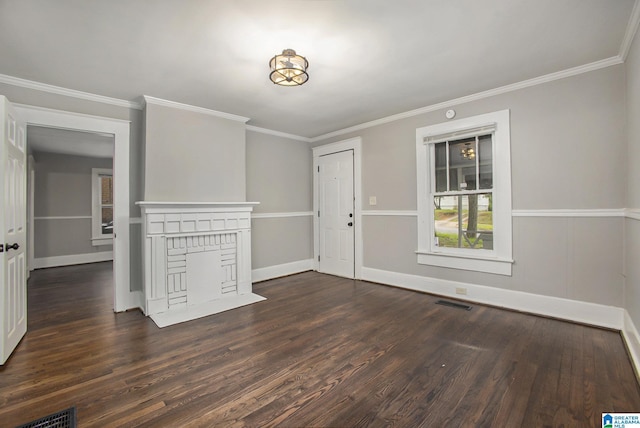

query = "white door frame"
[[312, 137, 362, 279], [27, 155, 34, 278], [15, 103, 131, 312]]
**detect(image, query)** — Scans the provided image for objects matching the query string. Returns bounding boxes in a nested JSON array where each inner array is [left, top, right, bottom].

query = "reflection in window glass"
[[449, 137, 477, 190], [101, 207, 113, 234], [478, 135, 493, 189], [434, 143, 447, 192]]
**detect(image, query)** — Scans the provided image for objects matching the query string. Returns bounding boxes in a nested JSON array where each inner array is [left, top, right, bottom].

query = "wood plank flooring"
[[1, 262, 639, 427]]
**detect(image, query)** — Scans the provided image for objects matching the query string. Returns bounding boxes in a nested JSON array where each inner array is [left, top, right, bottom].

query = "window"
[[416, 110, 513, 275], [91, 168, 113, 246]]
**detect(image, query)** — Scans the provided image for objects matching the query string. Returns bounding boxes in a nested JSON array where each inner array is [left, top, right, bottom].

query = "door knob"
[[5, 243, 19, 251], [347, 222, 353, 227]]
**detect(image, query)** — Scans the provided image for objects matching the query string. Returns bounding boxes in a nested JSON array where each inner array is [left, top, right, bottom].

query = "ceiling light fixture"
[[269, 49, 309, 86]]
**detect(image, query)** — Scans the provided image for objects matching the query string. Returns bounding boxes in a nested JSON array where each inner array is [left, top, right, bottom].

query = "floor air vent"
[[16, 406, 76, 428], [435, 300, 472, 311]]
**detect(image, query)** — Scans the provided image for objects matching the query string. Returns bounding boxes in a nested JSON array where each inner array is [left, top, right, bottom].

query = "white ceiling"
[[28, 126, 114, 159], [0, 0, 637, 139]]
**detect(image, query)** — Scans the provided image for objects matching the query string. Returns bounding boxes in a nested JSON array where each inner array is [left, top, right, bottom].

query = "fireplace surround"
[[137, 202, 260, 325]]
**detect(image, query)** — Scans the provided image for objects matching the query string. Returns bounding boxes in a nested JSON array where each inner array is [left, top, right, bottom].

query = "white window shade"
[[423, 124, 497, 145]]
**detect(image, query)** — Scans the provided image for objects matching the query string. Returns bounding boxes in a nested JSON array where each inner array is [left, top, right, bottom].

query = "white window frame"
[[416, 110, 513, 275], [91, 167, 113, 246]]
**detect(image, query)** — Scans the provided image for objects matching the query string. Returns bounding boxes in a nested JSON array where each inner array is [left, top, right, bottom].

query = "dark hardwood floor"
[[1, 262, 639, 427]]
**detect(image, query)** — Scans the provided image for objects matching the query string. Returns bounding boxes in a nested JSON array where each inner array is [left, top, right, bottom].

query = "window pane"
[[101, 207, 113, 235], [433, 193, 493, 249], [478, 134, 493, 189], [448, 137, 476, 191], [434, 143, 447, 192], [101, 176, 113, 204]]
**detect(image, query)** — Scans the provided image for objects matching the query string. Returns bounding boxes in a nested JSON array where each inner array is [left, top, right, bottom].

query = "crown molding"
[[620, 0, 640, 61], [142, 95, 250, 123], [14, 102, 131, 124], [310, 56, 624, 142], [0, 73, 142, 110], [246, 125, 311, 142]]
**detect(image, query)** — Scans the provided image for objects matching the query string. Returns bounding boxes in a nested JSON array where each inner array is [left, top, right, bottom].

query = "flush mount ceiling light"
[[269, 49, 309, 86]]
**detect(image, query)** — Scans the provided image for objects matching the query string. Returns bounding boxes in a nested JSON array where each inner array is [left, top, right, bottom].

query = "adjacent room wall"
[[313, 64, 627, 308], [0, 82, 144, 292], [625, 21, 640, 356], [246, 130, 313, 276], [143, 100, 246, 202], [33, 151, 113, 266]]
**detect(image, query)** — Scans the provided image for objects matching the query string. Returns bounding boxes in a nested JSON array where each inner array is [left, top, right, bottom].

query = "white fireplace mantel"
[[136, 201, 260, 324], [137, 201, 259, 210]]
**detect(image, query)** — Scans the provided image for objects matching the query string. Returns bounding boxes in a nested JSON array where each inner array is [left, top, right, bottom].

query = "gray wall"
[[33, 152, 112, 258], [246, 130, 313, 269], [626, 27, 640, 329], [314, 65, 627, 307], [3, 48, 635, 310], [0, 83, 144, 291], [143, 102, 246, 202], [0, 82, 144, 217]]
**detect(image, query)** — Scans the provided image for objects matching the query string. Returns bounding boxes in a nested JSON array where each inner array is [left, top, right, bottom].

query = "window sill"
[[91, 237, 113, 247], [416, 251, 513, 276]]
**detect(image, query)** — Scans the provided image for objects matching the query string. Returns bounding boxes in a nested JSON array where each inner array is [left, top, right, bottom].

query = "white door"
[[1, 96, 27, 365], [318, 150, 354, 278]]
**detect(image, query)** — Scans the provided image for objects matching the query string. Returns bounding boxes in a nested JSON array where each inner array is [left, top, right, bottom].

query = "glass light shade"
[[269, 49, 309, 86]]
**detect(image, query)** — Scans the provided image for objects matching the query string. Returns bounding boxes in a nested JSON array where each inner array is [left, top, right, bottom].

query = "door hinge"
[[318, 255, 320, 262], [317, 210, 320, 217], [317, 166, 320, 172]]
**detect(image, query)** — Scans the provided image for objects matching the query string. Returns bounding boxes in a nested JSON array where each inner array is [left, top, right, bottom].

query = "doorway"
[[312, 137, 362, 279], [15, 103, 131, 312], [27, 126, 115, 296]]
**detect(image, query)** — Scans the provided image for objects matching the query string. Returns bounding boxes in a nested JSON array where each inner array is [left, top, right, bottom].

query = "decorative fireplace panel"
[[137, 202, 258, 316]]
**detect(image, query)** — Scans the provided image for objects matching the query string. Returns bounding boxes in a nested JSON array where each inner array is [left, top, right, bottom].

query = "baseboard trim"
[[360, 267, 624, 330], [252, 259, 314, 283], [33, 251, 113, 269], [623, 310, 640, 379], [128, 291, 145, 313]]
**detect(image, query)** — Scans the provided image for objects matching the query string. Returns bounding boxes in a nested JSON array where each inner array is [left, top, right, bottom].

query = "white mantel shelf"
[[137, 201, 262, 327], [136, 201, 260, 210]]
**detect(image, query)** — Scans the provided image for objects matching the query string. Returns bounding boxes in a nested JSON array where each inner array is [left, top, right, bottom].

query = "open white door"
[[318, 150, 355, 278], [0, 96, 27, 365]]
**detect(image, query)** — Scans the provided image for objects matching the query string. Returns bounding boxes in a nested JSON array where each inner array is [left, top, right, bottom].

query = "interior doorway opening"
[[27, 125, 115, 307], [16, 103, 131, 312]]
